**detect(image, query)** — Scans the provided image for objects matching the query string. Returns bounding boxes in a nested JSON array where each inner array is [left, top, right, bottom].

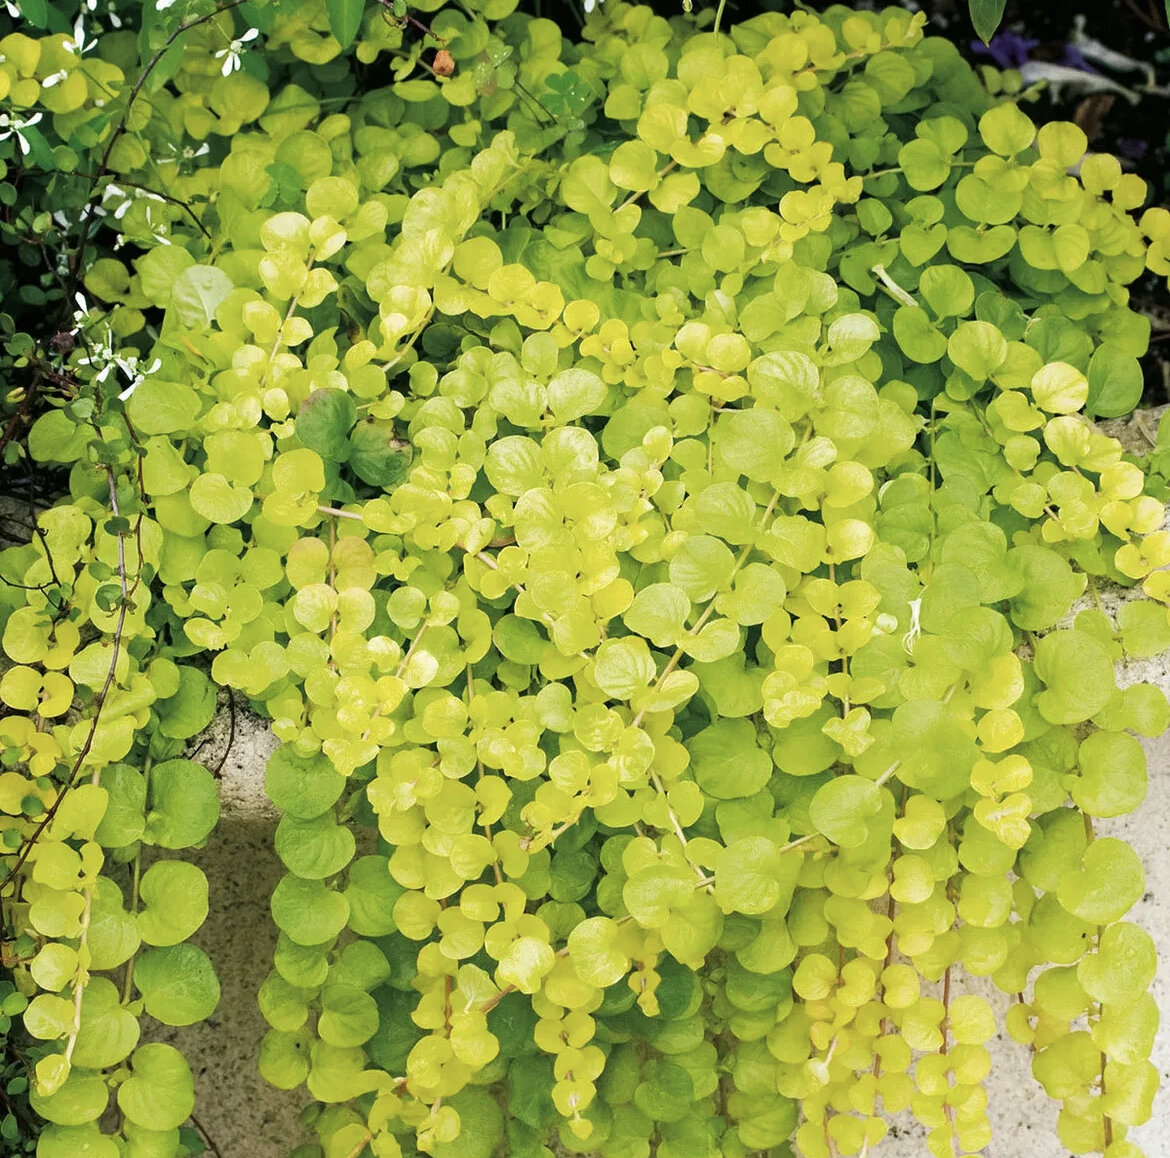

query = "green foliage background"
[[0, 1, 1167, 1157]]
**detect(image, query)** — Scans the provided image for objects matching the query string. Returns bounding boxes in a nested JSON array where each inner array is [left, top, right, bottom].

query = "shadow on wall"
[[150, 813, 304, 1158]]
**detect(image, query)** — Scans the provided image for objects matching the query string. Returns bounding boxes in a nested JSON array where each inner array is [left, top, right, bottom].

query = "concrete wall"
[[151, 724, 307, 1156]]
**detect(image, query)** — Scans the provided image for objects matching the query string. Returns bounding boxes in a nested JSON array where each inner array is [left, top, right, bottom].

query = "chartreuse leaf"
[[29, 1072, 108, 1127], [1033, 629, 1116, 724], [1118, 600, 1170, 658], [70, 980, 139, 1069], [670, 536, 735, 602], [259, 1027, 313, 1090], [567, 916, 630, 987], [1072, 731, 1146, 817], [28, 411, 89, 463], [275, 813, 355, 879], [137, 861, 209, 946], [155, 666, 218, 740], [809, 776, 882, 848], [169, 266, 232, 330], [271, 875, 350, 946], [134, 945, 221, 1026], [624, 584, 689, 647], [144, 760, 219, 849], [343, 856, 404, 937], [36, 1126, 118, 1158], [1077, 922, 1156, 1006], [1056, 838, 1144, 924], [117, 1045, 195, 1132], [1086, 344, 1143, 417], [95, 764, 145, 847], [688, 719, 773, 800], [714, 838, 800, 915], [623, 865, 695, 930], [592, 637, 656, 700], [265, 745, 346, 820], [318, 985, 379, 1047], [126, 380, 200, 436], [88, 878, 141, 971]]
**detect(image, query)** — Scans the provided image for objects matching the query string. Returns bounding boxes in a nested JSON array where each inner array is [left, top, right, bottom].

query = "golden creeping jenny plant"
[[0, 1, 1168, 1156]]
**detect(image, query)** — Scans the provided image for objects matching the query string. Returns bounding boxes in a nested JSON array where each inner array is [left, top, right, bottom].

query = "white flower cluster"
[[70, 293, 161, 401]]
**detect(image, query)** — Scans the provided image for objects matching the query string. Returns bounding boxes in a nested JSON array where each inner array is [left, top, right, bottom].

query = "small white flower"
[[115, 355, 162, 402], [41, 69, 68, 89], [215, 26, 260, 76], [102, 183, 133, 220], [158, 140, 210, 166], [156, 0, 177, 8], [0, 111, 43, 156], [142, 202, 171, 245], [65, 12, 98, 56]]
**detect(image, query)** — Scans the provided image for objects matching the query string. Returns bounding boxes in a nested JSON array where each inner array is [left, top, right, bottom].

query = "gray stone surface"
[[148, 723, 306, 1157]]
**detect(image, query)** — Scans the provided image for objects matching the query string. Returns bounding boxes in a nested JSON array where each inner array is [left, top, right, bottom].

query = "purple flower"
[[970, 31, 1039, 70], [1060, 45, 1099, 74], [1116, 138, 1148, 161]]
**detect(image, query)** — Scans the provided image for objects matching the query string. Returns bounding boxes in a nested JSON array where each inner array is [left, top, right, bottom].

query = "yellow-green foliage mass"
[[0, 2, 1166, 1157]]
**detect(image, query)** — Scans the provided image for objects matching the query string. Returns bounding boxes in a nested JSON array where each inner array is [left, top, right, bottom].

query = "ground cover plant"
[[0, 1, 1166, 1156], [953, 0, 1170, 406]]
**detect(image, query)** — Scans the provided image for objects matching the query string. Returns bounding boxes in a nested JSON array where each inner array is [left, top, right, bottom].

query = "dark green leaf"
[[326, 0, 365, 50], [508, 1054, 556, 1129], [18, 125, 55, 171], [17, 0, 48, 28], [969, 0, 1007, 45], [297, 389, 357, 462], [349, 421, 411, 488], [147, 42, 186, 93], [1086, 343, 1143, 419]]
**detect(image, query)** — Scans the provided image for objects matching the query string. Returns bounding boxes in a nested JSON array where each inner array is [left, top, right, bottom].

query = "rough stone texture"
[[147, 722, 307, 1156], [147, 409, 1170, 1156]]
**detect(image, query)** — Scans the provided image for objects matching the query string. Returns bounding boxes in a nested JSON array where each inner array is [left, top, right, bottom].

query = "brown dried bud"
[[433, 49, 454, 78], [49, 331, 74, 354]]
